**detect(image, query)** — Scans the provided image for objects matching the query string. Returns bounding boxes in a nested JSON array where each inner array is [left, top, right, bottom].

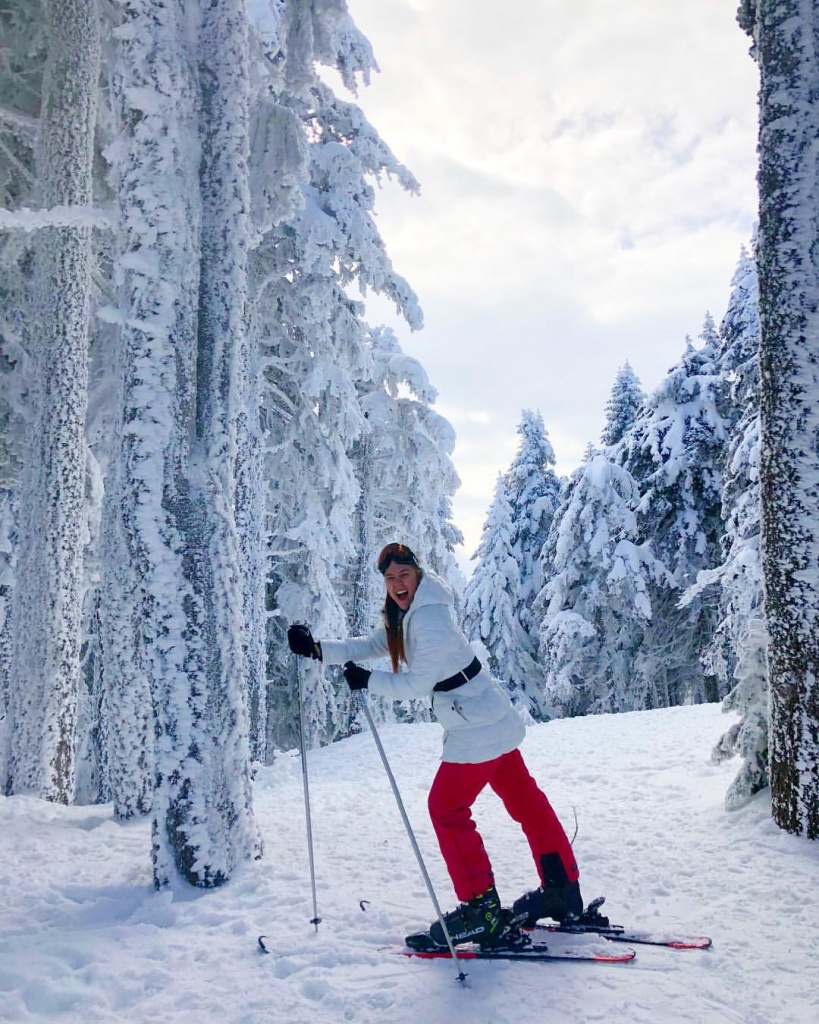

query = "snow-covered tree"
[[5, 0, 100, 802], [338, 326, 462, 730], [250, 4, 427, 752], [739, 0, 819, 838], [615, 332, 729, 708], [684, 247, 768, 809], [504, 410, 561, 640], [355, 326, 461, 586], [601, 362, 644, 447], [536, 454, 667, 717], [463, 475, 541, 714], [0, 3, 46, 769], [98, 0, 263, 885]]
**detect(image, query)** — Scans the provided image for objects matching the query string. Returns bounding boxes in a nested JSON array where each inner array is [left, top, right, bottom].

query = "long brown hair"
[[384, 594, 407, 673]]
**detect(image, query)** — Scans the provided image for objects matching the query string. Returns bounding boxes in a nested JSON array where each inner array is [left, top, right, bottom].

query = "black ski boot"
[[512, 852, 584, 927], [406, 885, 507, 950]]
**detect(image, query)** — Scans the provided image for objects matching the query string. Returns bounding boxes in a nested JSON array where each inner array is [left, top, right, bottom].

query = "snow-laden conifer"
[[683, 247, 768, 809], [615, 332, 729, 708], [462, 476, 541, 715], [5, 0, 100, 802], [536, 454, 667, 717], [357, 326, 461, 584], [739, 0, 819, 838], [504, 410, 561, 642], [342, 326, 461, 729], [101, 0, 262, 885], [601, 362, 644, 447], [250, 3, 425, 752]]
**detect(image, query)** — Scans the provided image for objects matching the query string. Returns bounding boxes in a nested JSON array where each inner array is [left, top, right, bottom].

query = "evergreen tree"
[[5, 0, 101, 802], [251, 4, 426, 751], [536, 454, 667, 717], [739, 0, 819, 838], [462, 476, 541, 714], [504, 410, 561, 641], [684, 247, 768, 809], [0, 2, 47, 778], [615, 332, 729, 708], [343, 326, 461, 730], [601, 362, 644, 447], [356, 326, 462, 586], [98, 0, 263, 886]]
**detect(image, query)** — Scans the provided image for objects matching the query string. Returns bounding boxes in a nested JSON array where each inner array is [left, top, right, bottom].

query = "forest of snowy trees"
[[465, 251, 766, 807], [0, 0, 463, 886], [1, 0, 817, 894]]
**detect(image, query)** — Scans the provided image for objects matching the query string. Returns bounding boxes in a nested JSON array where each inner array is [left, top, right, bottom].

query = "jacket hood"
[[408, 570, 454, 614]]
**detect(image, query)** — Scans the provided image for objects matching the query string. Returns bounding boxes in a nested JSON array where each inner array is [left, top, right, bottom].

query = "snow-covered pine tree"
[[684, 246, 768, 809], [342, 326, 462, 729], [535, 454, 667, 717], [601, 362, 644, 447], [462, 475, 541, 715], [615, 331, 729, 709], [739, 0, 819, 838], [504, 410, 561, 644], [0, 2, 47, 776], [5, 0, 100, 802], [102, 0, 262, 885], [249, 3, 425, 752], [356, 326, 462, 589]]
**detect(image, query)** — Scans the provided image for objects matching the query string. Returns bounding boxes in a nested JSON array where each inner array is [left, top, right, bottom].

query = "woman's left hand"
[[343, 662, 371, 690]]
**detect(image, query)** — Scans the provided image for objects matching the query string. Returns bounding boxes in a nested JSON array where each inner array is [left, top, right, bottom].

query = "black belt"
[[433, 656, 482, 693]]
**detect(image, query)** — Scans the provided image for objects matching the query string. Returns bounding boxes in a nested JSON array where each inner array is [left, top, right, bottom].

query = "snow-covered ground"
[[1, 703, 817, 1023]]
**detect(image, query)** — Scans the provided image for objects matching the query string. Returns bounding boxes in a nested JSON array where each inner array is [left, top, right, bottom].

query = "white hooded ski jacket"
[[320, 571, 526, 764]]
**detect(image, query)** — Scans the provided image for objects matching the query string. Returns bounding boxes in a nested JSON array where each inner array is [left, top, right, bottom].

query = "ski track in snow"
[[1, 703, 817, 1023]]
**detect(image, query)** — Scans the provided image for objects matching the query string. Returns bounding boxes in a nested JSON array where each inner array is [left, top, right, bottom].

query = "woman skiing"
[[287, 541, 583, 949]]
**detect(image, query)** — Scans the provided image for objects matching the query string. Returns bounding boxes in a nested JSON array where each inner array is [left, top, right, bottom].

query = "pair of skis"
[[258, 897, 712, 967], [398, 897, 711, 965], [400, 925, 711, 965]]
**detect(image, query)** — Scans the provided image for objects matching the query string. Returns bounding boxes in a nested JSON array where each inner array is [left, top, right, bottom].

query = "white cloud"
[[341, 0, 759, 565]]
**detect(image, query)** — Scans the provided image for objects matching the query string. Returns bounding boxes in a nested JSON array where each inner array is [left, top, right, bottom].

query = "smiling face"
[[383, 563, 421, 611]]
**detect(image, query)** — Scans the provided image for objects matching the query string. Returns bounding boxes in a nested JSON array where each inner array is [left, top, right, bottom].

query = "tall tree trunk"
[[745, 0, 819, 838], [160, 0, 261, 883], [107, 0, 260, 883], [5, 0, 100, 802], [102, 0, 199, 826]]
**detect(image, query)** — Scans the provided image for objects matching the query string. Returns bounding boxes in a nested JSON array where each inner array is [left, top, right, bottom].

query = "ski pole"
[[355, 691, 468, 984], [298, 658, 321, 931]]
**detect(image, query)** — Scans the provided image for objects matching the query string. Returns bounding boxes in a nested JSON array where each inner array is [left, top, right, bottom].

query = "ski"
[[527, 898, 712, 950], [532, 923, 712, 949], [397, 939, 636, 964], [258, 932, 633, 964], [360, 896, 711, 951]]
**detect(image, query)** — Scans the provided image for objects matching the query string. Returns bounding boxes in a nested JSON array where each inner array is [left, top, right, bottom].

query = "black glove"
[[343, 661, 371, 691], [287, 624, 321, 660]]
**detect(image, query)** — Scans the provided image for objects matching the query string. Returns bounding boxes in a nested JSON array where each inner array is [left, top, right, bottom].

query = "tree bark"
[[751, 0, 819, 838], [5, 0, 100, 802]]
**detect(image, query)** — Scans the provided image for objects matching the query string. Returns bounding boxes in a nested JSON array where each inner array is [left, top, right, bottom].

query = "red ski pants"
[[427, 749, 579, 902]]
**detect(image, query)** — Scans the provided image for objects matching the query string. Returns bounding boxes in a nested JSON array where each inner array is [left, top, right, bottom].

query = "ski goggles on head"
[[377, 543, 420, 575]]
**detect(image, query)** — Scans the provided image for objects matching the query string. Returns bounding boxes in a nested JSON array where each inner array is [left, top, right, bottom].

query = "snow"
[[0, 205, 112, 233], [1, 703, 817, 1023]]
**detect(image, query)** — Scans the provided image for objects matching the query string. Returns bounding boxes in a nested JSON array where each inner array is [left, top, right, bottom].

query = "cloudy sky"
[[338, 0, 760, 570]]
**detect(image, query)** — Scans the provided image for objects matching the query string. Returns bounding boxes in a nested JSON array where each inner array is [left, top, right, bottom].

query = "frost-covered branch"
[[0, 205, 112, 233], [0, 106, 39, 136]]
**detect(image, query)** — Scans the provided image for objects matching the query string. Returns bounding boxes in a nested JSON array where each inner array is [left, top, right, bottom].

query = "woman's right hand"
[[287, 624, 322, 660]]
